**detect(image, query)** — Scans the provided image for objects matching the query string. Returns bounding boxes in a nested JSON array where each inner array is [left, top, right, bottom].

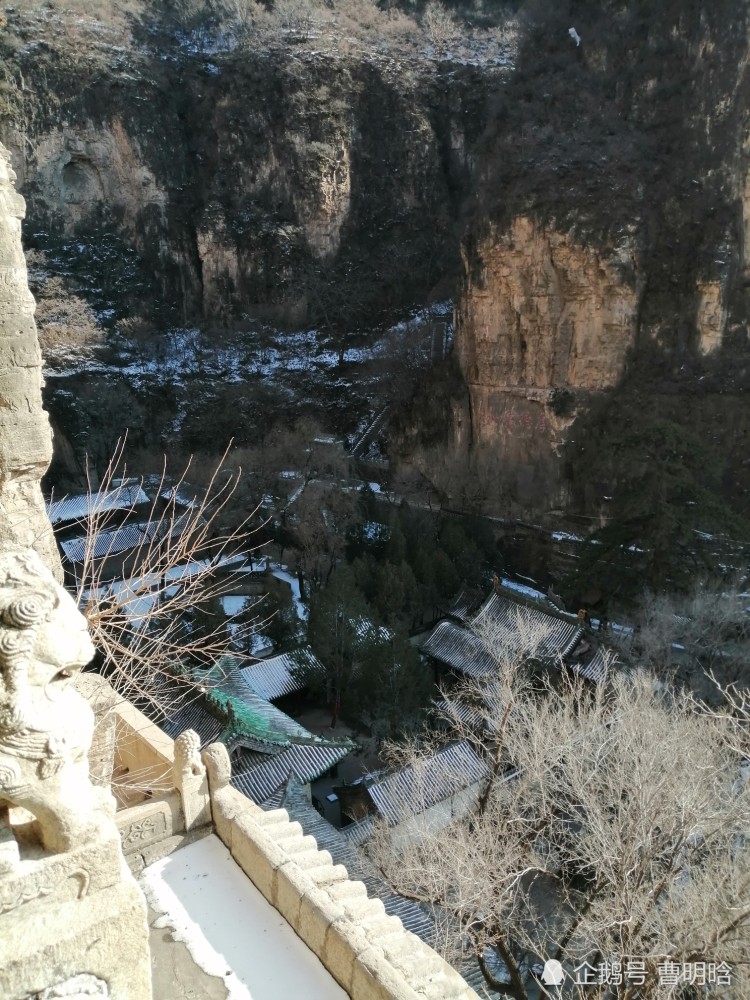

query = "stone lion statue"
[[0, 549, 115, 872]]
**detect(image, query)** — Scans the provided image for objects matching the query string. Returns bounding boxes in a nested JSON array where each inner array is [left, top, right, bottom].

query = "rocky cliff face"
[[401, 0, 750, 522], [3, 16, 497, 331], [449, 216, 640, 506], [0, 144, 61, 579]]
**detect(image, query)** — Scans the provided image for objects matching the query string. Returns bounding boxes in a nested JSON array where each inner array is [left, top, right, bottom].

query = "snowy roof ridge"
[[47, 484, 149, 525]]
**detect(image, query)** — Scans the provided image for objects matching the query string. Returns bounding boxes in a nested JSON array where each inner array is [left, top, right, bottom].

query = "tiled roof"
[[443, 586, 484, 623], [231, 742, 350, 805], [433, 697, 488, 730], [342, 816, 377, 846], [472, 592, 583, 662], [283, 783, 437, 943], [160, 485, 197, 508], [421, 620, 496, 677], [422, 592, 613, 691], [60, 511, 202, 564], [47, 485, 149, 526], [238, 647, 323, 701], [156, 684, 225, 749], [366, 741, 488, 826], [162, 703, 224, 749], [208, 664, 313, 745], [570, 646, 611, 684], [82, 553, 250, 626]]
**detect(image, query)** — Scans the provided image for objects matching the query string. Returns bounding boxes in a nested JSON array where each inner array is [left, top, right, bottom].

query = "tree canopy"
[[369, 617, 750, 999]]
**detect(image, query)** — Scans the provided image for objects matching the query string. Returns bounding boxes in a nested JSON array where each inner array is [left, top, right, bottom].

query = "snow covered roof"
[[160, 485, 197, 508], [366, 741, 488, 826], [238, 647, 322, 701], [60, 511, 203, 564], [472, 592, 583, 662], [421, 620, 496, 677], [353, 616, 394, 644], [82, 553, 249, 626], [47, 484, 149, 525]]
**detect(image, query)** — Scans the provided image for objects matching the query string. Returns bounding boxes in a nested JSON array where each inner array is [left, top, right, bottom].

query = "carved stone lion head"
[[0, 549, 95, 735]]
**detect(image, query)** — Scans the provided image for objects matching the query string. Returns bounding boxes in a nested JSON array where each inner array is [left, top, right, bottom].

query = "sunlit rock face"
[[457, 216, 639, 393], [0, 145, 61, 580], [431, 217, 639, 511], [403, 0, 750, 519]]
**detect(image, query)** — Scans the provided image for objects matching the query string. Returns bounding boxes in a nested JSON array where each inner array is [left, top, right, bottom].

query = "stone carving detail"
[[174, 729, 210, 831], [0, 864, 90, 915], [120, 811, 168, 850], [174, 729, 203, 779], [0, 549, 115, 870]]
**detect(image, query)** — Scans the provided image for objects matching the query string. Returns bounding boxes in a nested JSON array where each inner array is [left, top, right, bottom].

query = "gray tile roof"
[[421, 620, 496, 678], [282, 783, 438, 944], [231, 742, 350, 805], [238, 647, 322, 701], [424, 591, 612, 688], [444, 586, 484, 623], [342, 815, 377, 846], [157, 687, 225, 749], [47, 485, 149, 526], [366, 741, 488, 826], [60, 511, 202, 564], [472, 592, 583, 662], [570, 646, 611, 684], [433, 697, 488, 730]]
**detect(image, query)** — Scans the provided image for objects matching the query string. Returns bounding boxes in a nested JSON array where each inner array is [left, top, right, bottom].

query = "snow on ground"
[[45, 325, 372, 383], [220, 595, 250, 616], [141, 835, 347, 1000], [267, 563, 307, 620]]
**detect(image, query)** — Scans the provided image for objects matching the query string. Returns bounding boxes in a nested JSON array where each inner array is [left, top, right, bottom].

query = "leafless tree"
[[369, 614, 750, 999], [616, 577, 750, 700], [78, 440, 266, 717], [421, 1, 457, 50]]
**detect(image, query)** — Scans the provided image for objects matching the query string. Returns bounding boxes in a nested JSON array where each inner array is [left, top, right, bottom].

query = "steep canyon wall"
[[3, 27, 493, 331], [399, 0, 750, 522]]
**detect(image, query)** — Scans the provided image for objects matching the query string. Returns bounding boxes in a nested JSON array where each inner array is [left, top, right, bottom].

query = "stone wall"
[[0, 145, 61, 580], [203, 743, 479, 1000]]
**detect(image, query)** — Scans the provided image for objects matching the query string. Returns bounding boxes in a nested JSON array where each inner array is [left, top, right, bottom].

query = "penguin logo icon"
[[541, 959, 565, 986]]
